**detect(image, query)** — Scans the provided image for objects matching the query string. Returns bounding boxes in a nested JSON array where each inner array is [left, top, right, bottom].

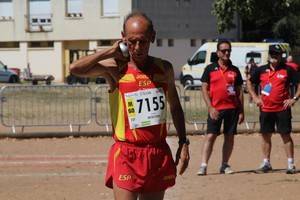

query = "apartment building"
[[0, 0, 238, 82]]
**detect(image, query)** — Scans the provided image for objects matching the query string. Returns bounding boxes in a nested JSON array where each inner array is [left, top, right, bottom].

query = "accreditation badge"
[[226, 85, 236, 96], [261, 83, 272, 96], [124, 88, 167, 129]]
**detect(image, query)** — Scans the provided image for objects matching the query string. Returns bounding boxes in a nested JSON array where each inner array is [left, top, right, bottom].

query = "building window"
[[201, 39, 207, 45], [0, 42, 19, 48], [168, 39, 174, 47], [0, 0, 13, 20], [97, 40, 117, 46], [66, 0, 83, 17], [156, 39, 163, 47], [28, 41, 54, 48], [246, 52, 262, 64], [102, 0, 119, 17], [28, 0, 52, 32], [190, 39, 196, 47]]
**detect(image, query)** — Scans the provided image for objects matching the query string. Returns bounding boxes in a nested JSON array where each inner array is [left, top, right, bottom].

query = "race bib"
[[124, 88, 166, 129]]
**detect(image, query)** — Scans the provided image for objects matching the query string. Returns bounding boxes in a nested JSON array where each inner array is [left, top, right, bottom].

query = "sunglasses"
[[269, 51, 281, 56], [270, 54, 281, 59], [219, 49, 231, 54]]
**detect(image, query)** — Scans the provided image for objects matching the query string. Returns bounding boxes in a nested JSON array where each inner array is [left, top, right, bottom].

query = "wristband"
[[178, 138, 190, 145], [293, 96, 299, 101]]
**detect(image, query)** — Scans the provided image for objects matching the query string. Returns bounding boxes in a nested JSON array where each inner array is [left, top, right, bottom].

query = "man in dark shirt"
[[247, 44, 300, 174], [197, 40, 244, 175]]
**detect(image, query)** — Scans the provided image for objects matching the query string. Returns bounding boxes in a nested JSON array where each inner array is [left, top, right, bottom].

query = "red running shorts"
[[105, 141, 176, 192]]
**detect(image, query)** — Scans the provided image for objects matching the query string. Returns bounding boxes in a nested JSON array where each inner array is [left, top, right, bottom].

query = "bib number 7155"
[[124, 88, 167, 129]]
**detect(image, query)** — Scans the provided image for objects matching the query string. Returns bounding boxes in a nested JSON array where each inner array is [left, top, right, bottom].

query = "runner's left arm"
[[163, 60, 190, 175]]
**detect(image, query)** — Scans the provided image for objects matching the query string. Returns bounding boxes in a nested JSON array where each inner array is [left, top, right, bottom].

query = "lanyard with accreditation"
[[219, 66, 236, 96], [261, 69, 276, 96]]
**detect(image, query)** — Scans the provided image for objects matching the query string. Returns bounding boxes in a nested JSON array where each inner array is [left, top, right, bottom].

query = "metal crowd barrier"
[[1, 84, 300, 134], [183, 84, 207, 130], [94, 85, 111, 131], [0, 85, 93, 133], [182, 84, 261, 130]]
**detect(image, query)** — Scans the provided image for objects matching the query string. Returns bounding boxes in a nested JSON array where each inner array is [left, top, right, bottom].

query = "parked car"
[[66, 73, 106, 85], [0, 61, 19, 83]]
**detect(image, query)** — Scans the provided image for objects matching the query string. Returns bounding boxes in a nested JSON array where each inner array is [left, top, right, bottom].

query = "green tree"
[[212, 0, 300, 45]]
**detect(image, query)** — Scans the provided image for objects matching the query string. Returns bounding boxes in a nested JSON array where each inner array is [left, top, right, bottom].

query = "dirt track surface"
[[0, 134, 300, 200]]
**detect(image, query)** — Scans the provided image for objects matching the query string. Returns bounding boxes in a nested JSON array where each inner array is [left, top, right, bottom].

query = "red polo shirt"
[[201, 62, 243, 110], [286, 62, 299, 71], [249, 64, 299, 112]]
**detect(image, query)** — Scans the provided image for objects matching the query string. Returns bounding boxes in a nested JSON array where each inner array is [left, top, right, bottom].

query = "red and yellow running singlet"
[[109, 57, 168, 145]]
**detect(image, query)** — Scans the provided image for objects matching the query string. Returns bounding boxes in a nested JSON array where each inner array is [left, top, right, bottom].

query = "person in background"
[[247, 44, 300, 174], [286, 55, 299, 96], [197, 40, 244, 176], [245, 58, 258, 79], [245, 58, 259, 103], [286, 55, 299, 72]]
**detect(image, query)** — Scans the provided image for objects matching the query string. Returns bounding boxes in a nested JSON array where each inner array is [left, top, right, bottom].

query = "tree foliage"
[[212, 0, 300, 45]]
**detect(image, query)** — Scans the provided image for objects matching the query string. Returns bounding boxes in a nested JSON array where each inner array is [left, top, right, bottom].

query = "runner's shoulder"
[[151, 56, 173, 73]]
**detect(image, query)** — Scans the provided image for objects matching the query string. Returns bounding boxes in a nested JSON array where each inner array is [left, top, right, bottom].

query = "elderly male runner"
[[70, 11, 190, 200]]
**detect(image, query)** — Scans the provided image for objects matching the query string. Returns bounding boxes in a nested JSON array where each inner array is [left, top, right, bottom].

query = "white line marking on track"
[[0, 155, 108, 167], [0, 171, 101, 177], [0, 159, 107, 166], [0, 154, 107, 159]]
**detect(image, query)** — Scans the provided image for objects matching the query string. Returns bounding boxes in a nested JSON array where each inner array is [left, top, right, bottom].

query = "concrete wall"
[[0, 0, 239, 81], [132, 0, 238, 39], [0, 0, 132, 82], [0, 48, 23, 69], [0, 42, 63, 82], [0, 0, 132, 42], [132, 0, 239, 78], [27, 42, 63, 81], [149, 39, 201, 77]]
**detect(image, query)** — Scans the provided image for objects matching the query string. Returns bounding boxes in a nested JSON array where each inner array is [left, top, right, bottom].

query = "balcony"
[[25, 14, 53, 32], [66, 13, 83, 18], [0, 16, 13, 21]]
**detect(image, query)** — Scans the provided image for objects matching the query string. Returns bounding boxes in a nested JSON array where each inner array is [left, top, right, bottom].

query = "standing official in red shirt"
[[247, 44, 300, 174], [197, 40, 244, 175]]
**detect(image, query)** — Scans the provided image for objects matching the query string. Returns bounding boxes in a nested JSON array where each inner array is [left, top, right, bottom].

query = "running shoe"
[[286, 164, 296, 174], [256, 163, 272, 173], [197, 165, 207, 176], [220, 163, 234, 174]]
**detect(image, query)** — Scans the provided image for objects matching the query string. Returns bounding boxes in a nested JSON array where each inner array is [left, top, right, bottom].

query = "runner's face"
[[123, 17, 153, 63], [217, 43, 231, 62]]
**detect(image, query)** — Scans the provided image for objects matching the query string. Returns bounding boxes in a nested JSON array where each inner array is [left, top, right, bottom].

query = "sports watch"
[[178, 138, 190, 145], [293, 96, 299, 101]]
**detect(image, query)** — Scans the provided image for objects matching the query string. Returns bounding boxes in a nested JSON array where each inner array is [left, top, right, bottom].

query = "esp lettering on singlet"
[[109, 58, 168, 144]]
